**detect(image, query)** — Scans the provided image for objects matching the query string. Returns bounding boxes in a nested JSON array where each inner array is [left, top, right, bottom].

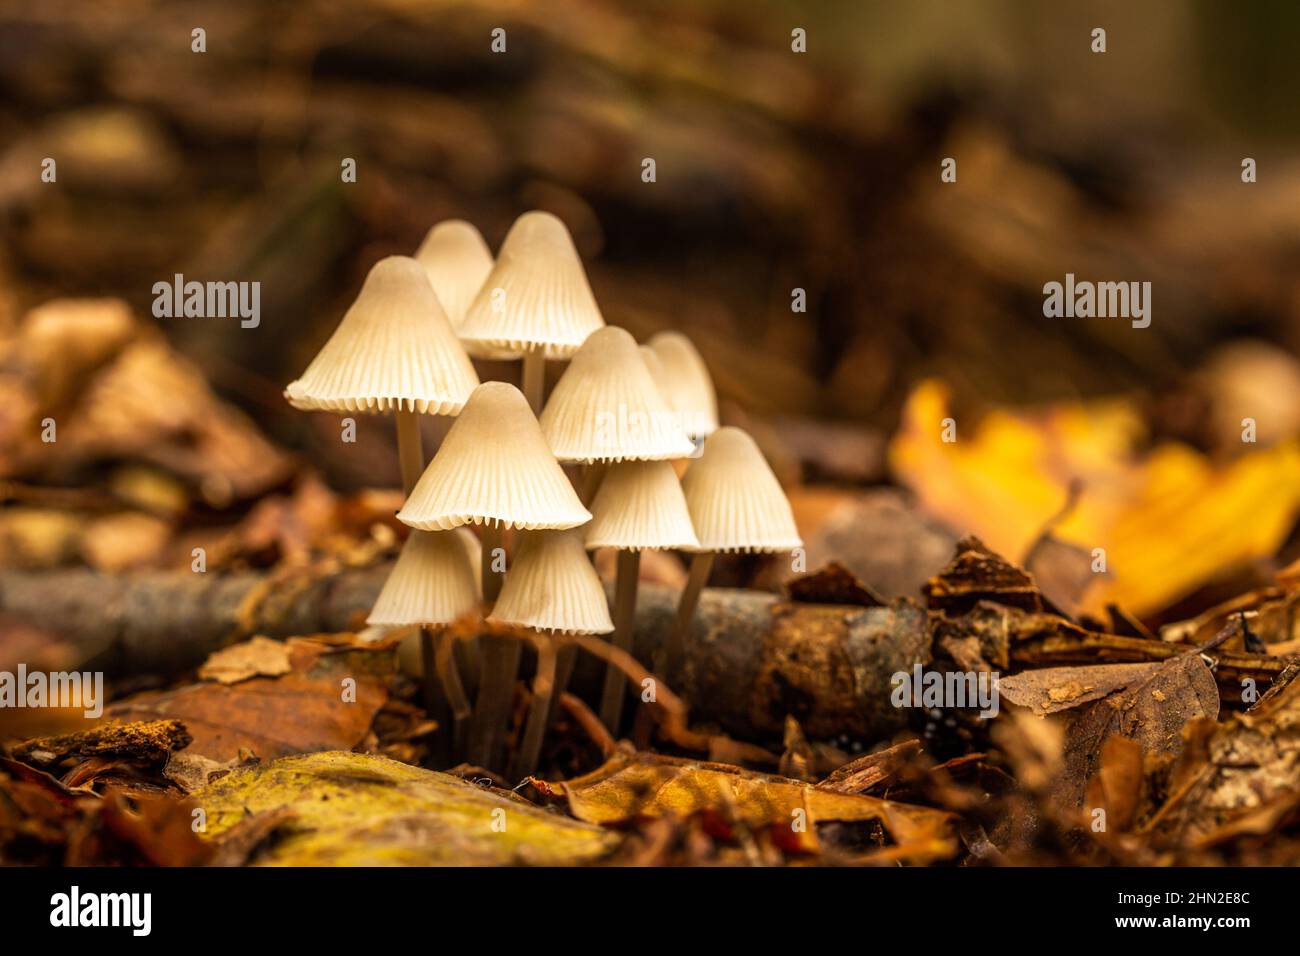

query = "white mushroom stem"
[[511, 633, 557, 779], [394, 409, 425, 496], [396, 410, 451, 756], [669, 551, 715, 670], [599, 549, 641, 731], [521, 350, 546, 414], [471, 521, 517, 768]]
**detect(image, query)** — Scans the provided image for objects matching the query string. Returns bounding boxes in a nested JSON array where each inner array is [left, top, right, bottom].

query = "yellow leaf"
[[197, 751, 617, 866], [889, 379, 1300, 615]]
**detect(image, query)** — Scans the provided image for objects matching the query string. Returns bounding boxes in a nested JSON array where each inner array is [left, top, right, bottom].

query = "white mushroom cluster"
[[284, 211, 801, 778]]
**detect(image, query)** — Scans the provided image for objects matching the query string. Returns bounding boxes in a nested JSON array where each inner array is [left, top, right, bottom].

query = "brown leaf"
[[1060, 653, 1218, 806], [108, 638, 391, 762], [547, 751, 955, 858], [999, 662, 1162, 716], [1149, 665, 1300, 851], [1083, 735, 1144, 833], [198, 635, 292, 685]]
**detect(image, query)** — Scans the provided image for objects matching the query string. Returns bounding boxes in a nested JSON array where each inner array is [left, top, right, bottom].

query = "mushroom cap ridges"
[[285, 255, 479, 415], [366, 529, 481, 626], [489, 528, 614, 634], [456, 212, 605, 359], [540, 326, 695, 463], [397, 382, 591, 531], [414, 220, 494, 328], [584, 459, 698, 551], [648, 330, 719, 437], [681, 427, 802, 553]]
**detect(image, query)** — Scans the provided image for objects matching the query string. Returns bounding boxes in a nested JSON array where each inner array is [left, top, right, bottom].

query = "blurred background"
[[2, 0, 1300, 627]]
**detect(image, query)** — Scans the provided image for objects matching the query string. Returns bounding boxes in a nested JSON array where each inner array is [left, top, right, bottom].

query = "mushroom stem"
[[579, 462, 608, 505], [471, 521, 517, 768], [394, 409, 425, 496], [395, 411, 438, 754], [471, 636, 521, 769], [480, 523, 503, 604], [521, 350, 546, 413], [548, 644, 577, 727], [668, 551, 715, 670], [434, 628, 472, 759], [511, 634, 556, 779], [418, 626, 439, 712], [599, 549, 641, 731], [417, 626, 450, 763]]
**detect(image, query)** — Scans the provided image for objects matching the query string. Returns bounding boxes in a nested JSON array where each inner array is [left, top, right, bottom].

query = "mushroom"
[[648, 330, 720, 444], [671, 427, 802, 668], [285, 255, 479, 494], [457, 211, 605, 412], [638, 344, 669, 398], [398, 381, 591, 768], [367, 528, 480, 756], [489, 528, 613, 778], [413, 220, 499, 357], [537, 325, 694, 721], [541, 325, 695, 467], [583, 460, 697, 731]]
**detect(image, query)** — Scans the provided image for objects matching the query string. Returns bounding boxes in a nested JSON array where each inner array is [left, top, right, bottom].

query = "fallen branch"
[[0, 564, 931, 743]]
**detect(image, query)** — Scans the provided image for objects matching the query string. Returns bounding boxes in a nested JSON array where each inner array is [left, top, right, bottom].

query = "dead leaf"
[[890, 379, 1300, 615], [1150, 666, 1300, 849], [198, 636, 292, 684], [545, 751, 955, 858], [999, 662, 1162, 716], [196, 751, 617, 866], [1060, 653, 1218, 806], [1084, 735, 1144, 833], [108, 638, 391, 762]]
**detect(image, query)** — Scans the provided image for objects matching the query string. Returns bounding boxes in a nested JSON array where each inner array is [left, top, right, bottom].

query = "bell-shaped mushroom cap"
[[649, 331, 719, 437], [540, 326, 695, 463], [639, 345, 670, 397], [413, 220, 494, 330], [456, 211, 605, 359], [489, 529, 613, 634], [366, 529, 481, 626], [585, 460, 698, 551], [285, 256, 479, 415], [397, 381, 591, 531], [681, 427, 802, 553]]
